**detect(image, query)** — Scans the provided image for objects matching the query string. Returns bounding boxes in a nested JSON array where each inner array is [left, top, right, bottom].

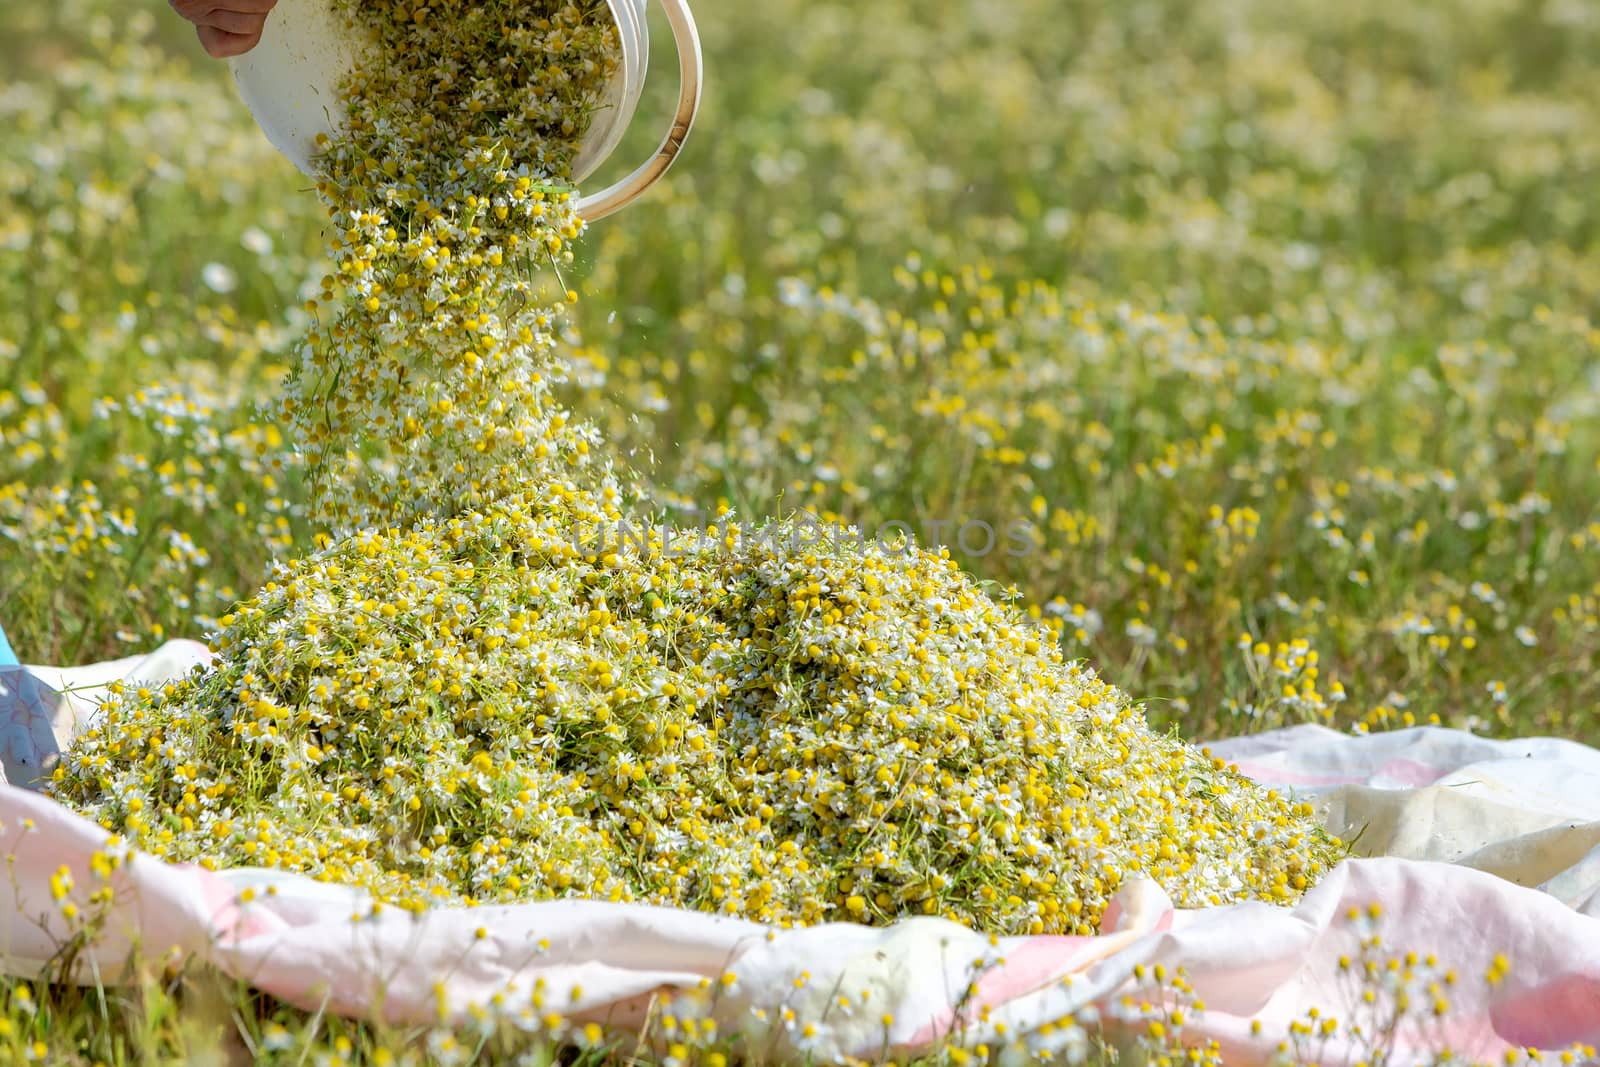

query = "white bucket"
[[229, 0, 702, 221]]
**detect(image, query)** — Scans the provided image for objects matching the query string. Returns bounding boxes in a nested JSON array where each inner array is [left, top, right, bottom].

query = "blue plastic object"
[[0, 621, 18, 667]]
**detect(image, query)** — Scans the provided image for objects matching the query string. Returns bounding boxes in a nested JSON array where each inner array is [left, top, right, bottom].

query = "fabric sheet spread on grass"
[[2, 648, 1599, 1065]]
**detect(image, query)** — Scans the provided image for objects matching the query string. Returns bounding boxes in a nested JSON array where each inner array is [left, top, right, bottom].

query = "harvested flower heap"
[[51, 0, 1340, 934]]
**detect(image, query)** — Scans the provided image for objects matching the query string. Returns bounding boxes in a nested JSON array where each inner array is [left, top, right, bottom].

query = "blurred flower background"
[[3, 0, 1599, 748]]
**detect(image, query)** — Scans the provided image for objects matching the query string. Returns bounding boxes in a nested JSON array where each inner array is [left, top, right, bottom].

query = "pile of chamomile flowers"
[[53, 501, 1338, 931], [49, 0, 1341, 934]]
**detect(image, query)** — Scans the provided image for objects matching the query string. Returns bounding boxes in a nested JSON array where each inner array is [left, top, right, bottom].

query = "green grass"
[[2, 0, 1599, 1060]]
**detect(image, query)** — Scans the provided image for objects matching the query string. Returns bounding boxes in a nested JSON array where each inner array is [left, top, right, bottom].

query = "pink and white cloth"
[[2, 651, 1599, 1064]]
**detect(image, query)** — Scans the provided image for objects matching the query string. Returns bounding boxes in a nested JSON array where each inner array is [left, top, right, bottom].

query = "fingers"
[[170, 1, 280, 58], [193, 8, 270, 35], [196, 24, 266, 59], [170, 0, 277, 16]]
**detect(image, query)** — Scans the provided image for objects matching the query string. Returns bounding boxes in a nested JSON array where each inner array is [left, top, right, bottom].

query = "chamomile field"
[[1, 0, 1599, 1063]]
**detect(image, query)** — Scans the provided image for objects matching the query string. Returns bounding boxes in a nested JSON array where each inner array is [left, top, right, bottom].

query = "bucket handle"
[[575, 0, 703, 222]]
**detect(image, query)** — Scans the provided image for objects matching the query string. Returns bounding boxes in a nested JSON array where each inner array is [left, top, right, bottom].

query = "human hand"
[[169, 0, 280, 59]]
